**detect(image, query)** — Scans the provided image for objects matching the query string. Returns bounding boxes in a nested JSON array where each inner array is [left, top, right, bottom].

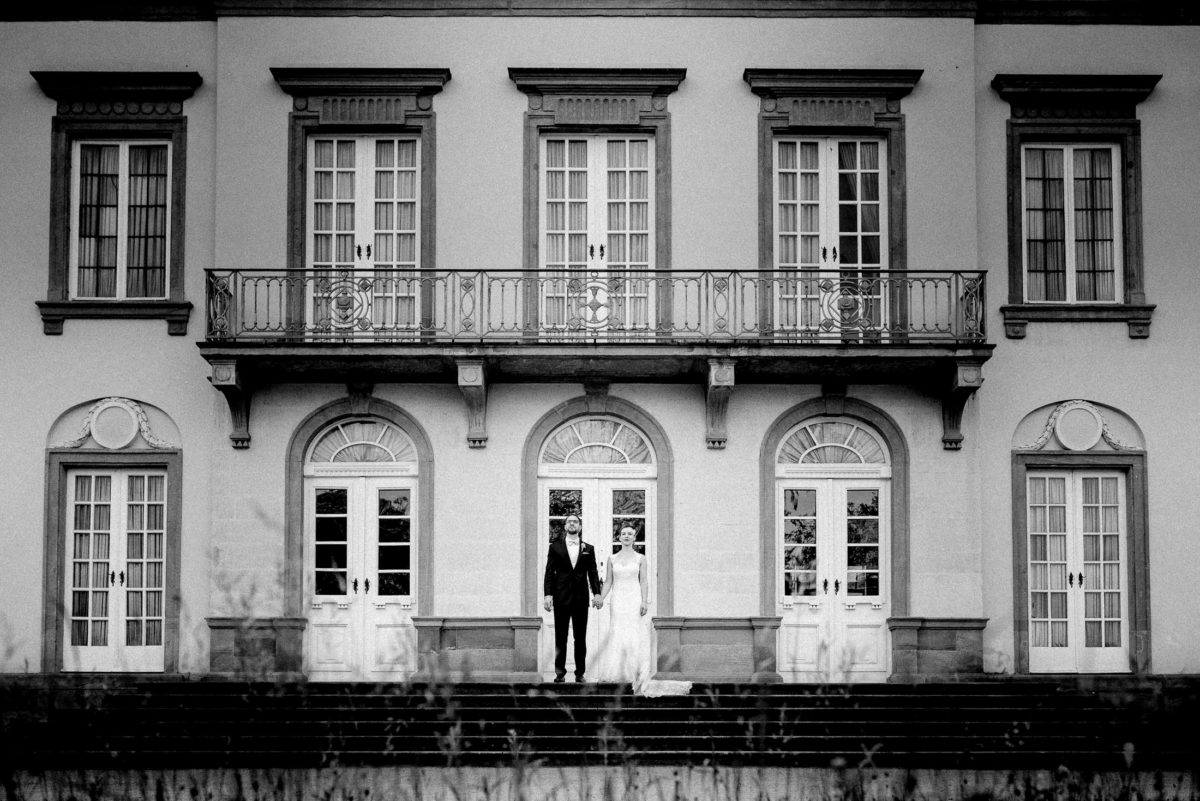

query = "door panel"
[[539, 136, 655, 337], [64, 471, 166, 673], [777, 479, 889, 681], [305, 478, 418, 680], [774, 137, 888, 338], [307, 135, 422, 336], [1028, 471, 1129, 673]]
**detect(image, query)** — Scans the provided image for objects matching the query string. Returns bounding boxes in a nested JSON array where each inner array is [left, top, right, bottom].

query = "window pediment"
[[271, 67, 451, 121], [33, 71, 202, 115], [991, 74, 1161, 120], [743, 68, 922, 126], [509, 67, 685, 125]]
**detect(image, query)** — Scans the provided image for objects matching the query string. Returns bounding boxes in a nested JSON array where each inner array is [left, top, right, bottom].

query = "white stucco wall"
[[2, 12, 1197, 677]]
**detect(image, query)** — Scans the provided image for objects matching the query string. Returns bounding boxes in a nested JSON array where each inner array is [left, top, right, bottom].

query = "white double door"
[[63, 469, 166, 672], [539, 135, 655, 335], [305, 477, 417, 680], [773, 137, 888, 336], [1027, 471, 1130, 673], [777, 478, 890, 681], [537, 479, 654, 677], [305, 134, 422, 333]]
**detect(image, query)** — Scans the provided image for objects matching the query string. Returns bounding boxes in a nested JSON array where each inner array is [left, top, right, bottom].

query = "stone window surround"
[[992, 73, 1161, 339], [271, 67, 451, 299], [743, 68, 923, 283], [1010, 451, 1150, 674], [509, 67, 686, 323], [32, 71, 201, 336], [42, 449, 184, 673]]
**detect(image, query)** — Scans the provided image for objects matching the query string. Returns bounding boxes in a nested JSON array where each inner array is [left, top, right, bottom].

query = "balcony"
[[198, 268, 992, 449]]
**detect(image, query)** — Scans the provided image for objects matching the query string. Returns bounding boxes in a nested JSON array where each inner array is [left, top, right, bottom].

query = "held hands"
[[592, 595, 603, 609]]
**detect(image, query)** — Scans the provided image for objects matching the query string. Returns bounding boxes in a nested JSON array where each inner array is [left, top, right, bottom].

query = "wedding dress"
[[590, 553, 691, 697]]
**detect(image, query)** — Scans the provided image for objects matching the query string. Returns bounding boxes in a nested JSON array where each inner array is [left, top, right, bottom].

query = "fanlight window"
[[541, 417, 653, 465], [778, 419, 888, 465], [309, 419, 417, 463]]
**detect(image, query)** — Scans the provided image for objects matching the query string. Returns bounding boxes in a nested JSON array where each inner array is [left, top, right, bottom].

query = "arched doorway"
[[535, 415, 658, 678], [302, 417, 421, 681], [773, 416, 893, 682]]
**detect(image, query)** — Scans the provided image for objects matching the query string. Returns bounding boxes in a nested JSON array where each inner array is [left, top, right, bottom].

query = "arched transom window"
[[777, 418, 889, 466], [308, 419, 417, 464], [540, 417, 654, 466]]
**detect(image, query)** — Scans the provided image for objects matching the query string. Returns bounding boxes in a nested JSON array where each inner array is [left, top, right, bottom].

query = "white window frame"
[[537, 134, 656, 335], [68, 139, 172, 301], [304, 134, 423, 335], [63, 468, 168, 673], [1020, 143, 1124, 305]]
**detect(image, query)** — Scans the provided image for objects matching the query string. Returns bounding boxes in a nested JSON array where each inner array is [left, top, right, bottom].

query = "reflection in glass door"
[[777, 480, 889, 681], [306, 478, 417, 680]]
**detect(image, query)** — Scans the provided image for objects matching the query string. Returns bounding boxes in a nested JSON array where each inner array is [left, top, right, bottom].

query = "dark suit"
[[543, 538, 602, 679]]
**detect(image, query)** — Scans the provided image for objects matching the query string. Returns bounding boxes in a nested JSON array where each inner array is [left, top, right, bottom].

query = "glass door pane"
[[542, 138, 590, 333], [371, 138, 421, 331], [843, 487, 881, 596]]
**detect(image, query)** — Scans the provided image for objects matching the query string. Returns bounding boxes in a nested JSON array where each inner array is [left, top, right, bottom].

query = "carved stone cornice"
[[271, 67, 451, 119], [744, 69, 922, 126], [991, 73, 1161, 120], [509, 68, 685, 124], [32, 70, 203, 116]]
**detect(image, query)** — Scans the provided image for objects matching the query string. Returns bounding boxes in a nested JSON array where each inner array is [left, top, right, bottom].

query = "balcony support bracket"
[[706, 359, 736, 450], [941, 359, 985, 451], [457, 359, 488, 449], [209, 359, 252, 449]]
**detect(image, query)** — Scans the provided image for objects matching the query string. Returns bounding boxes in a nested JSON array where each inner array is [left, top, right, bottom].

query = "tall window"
[[774, 137, 887, 333], [539, 135, 654, 333], [71, 141, 171, 300], [306, 135, 422, 332], [1022, 144, 1121, 303]]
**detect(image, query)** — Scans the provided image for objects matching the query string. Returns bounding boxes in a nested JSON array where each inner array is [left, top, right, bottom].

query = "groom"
[[543, 513, 602, 683]]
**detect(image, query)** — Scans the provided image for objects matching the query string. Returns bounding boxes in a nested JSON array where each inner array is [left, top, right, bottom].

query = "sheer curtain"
[[125, 144, 168, 298], [77, 144, 119, 297]]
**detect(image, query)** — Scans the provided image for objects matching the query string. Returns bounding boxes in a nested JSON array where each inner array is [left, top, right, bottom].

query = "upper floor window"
[[272, 68, 450, 337], [992, 74, 1161, 339], [746, 69, 921, 339], [1022, 144, 1122, 304], [32, 71, 201, 335], [510, 68, 685, 335], [72, 141, 171, 301]]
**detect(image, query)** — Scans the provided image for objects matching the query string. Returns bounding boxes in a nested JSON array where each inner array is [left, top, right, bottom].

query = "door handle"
[[599, 244, 605, 259], [1069, 572, 1075, 587], [823, 578, 829, 595], [353, 578, 359, 595], [834, 579, 840, 595], [589, 244, 595, 258], [364, 578, 370, 594]]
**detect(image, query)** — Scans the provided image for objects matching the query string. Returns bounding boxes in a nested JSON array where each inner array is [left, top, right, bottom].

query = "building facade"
[[2, 1, 1198, 684]]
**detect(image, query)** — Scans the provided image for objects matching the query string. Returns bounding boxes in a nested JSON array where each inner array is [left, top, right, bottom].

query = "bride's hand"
[[639, 602, 648, 616]]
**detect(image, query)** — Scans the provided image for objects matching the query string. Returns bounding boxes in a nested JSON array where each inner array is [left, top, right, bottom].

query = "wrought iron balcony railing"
[[204, 268, 986, 344]]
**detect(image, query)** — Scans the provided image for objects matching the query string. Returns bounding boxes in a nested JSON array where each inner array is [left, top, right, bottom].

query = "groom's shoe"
[[574, 673, 585, 683], [553, 673, 566, 683]]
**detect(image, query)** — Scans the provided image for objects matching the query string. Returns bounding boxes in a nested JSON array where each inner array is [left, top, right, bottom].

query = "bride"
[[590, 526, 691, 696]]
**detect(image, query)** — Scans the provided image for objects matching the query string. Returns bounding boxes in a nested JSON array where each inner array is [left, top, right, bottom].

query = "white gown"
[[590, 553, 692, 697]]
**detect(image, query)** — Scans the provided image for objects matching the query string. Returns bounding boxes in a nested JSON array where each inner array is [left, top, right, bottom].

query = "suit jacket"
[[543, 538, 602, 609]]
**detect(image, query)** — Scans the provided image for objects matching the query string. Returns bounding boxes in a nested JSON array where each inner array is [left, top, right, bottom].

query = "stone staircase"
[[2, 677, 1198, 772]]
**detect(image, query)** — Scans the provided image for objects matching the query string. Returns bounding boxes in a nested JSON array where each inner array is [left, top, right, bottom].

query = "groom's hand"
[[543, 595, 553, 612], [592, 595, 602, 608]]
